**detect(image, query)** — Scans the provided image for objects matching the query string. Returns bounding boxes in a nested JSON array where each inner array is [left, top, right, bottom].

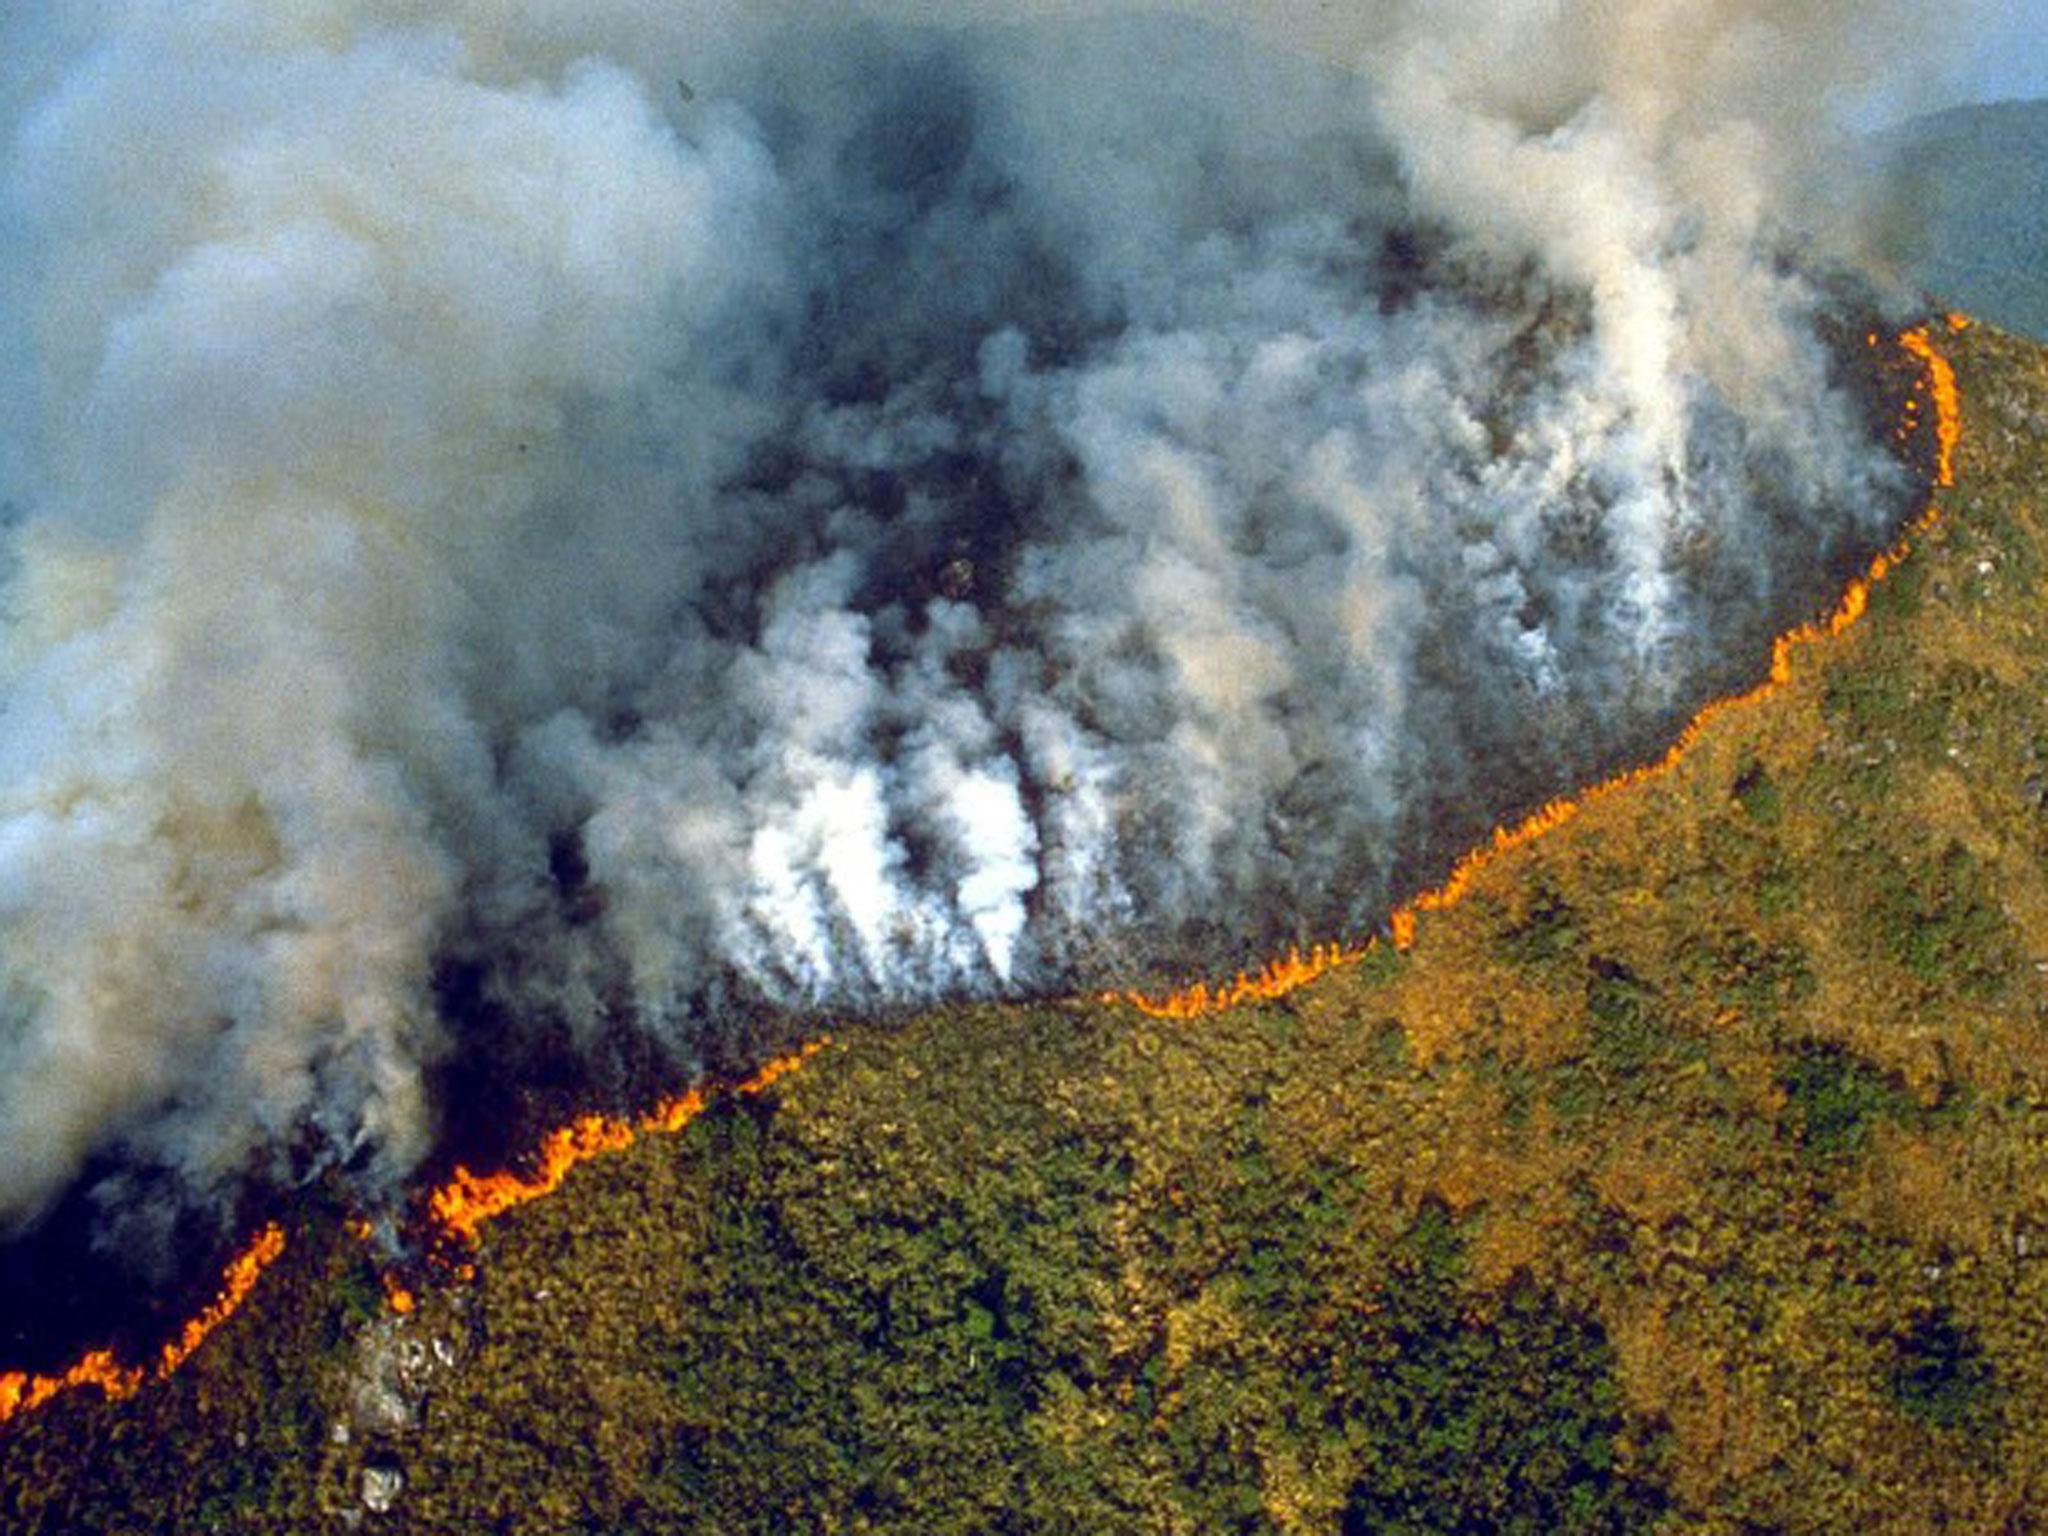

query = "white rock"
[[362, 1465, 404, 1515]]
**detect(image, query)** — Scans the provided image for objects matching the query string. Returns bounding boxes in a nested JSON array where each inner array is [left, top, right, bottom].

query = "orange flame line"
[[1117, 320, 1964, 1019], [424, 1037, 834, 1247], [0, 1223, 286, 1431], [1102, 939, 1370, 1020]]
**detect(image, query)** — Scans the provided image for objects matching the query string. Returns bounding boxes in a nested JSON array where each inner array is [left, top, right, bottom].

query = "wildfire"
[[0, 317, 1973, 1434], [1119, 318, 1966, 1018], [425, 1037, 834, 1247], [0, 1223, 285, 1430]]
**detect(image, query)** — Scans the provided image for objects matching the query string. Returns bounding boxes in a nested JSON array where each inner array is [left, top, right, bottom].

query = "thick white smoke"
[[0, 1, 1959, 1231]]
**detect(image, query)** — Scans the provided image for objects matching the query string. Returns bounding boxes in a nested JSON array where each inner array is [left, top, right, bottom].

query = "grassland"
[[2, 321, 2045, 1533]]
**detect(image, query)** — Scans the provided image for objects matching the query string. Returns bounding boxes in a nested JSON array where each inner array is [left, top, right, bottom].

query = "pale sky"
[[1956, 2, 2048, 107], [1851, 3, 2048, 130]]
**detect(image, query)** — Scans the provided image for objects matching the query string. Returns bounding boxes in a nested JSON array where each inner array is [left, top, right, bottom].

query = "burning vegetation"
[[0, 2, 1959, 1258], [423, 1039, 833, 1248], [0, 317, 1971, 1430], [0, 5, 2034, 1527], [0, 1226, 283, 1430], [4, 319, 2031, 1536], [304, 318, 2036, 1536], [1120, 319, 1967, 1020]]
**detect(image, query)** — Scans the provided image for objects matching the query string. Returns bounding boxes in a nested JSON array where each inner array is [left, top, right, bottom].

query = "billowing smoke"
[[0, 2, 1962, 1233]]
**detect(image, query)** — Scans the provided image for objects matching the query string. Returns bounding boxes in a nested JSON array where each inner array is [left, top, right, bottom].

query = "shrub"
[[1890, 1308, 2000, 1435], [1778, 1041, 1911, 1156]]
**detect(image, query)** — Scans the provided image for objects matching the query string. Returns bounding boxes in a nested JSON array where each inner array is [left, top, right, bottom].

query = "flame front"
[[0, 1039, 838, 1431], [1119, 319, 1965, 1018], [1107, 940, 1370, 1020], [425, 1038, 834, 1247], [1902, 322, 1963, 488], [0, 1223, 285, 1431]]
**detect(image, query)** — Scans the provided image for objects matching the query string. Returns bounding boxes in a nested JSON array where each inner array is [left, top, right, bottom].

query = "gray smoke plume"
[[0, 1, 1966, 1232]]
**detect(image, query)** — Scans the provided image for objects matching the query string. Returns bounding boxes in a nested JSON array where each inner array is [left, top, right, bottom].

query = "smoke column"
[[0, 1, 1967, 1237]]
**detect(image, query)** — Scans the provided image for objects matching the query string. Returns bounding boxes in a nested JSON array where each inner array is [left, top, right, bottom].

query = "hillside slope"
[[2, 319, 2045, 1533]]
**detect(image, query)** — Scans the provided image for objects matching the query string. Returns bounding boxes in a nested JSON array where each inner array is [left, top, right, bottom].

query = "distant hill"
[[1877, 99, 2048, 340]]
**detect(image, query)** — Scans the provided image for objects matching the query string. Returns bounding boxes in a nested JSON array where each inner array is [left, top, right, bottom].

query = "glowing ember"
[[0, 1224, 286, 1430], [426, 1039, 834, 1247], [1118, 319, 1965, 1017]]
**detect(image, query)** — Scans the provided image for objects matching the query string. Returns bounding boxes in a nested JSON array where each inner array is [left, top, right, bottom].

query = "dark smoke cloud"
[[0, 2, 1966, 1231]]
